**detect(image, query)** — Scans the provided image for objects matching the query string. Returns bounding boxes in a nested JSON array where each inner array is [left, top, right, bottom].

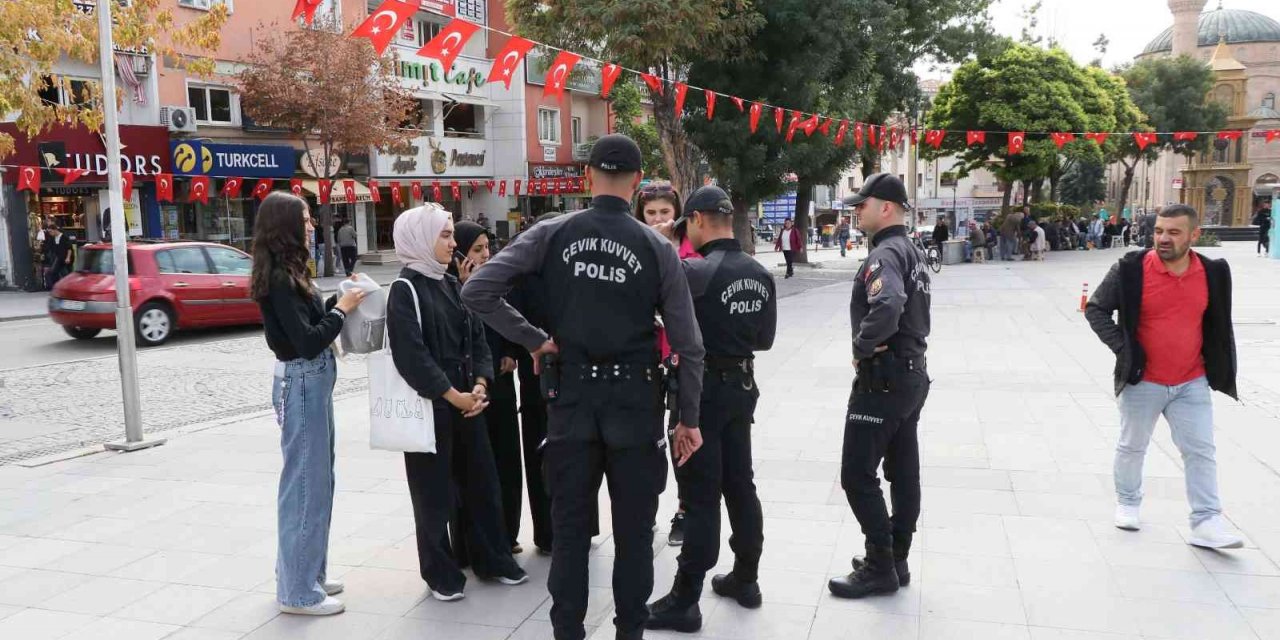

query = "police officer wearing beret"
[[828, 173, 931, 599], [461, 134, 706, 640], [645, 186, 776, 632]]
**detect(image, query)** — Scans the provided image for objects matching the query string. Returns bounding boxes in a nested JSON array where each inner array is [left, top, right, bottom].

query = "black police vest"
[[541, 208, 663, 364], [692, 246, 773, 358]]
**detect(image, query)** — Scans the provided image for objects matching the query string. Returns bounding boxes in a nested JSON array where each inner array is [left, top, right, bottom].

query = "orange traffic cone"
[[1078, 283, 1089, 312]]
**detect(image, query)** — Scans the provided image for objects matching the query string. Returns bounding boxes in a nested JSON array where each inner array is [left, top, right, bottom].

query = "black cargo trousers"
[[543, 364, 667, 640]]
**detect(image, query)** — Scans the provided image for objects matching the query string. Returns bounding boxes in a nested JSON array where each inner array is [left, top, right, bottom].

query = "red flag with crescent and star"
[[748, 103, 763, 133], [1050, 132, 1075, 149], [391, 181, 403, 205], [222, 177, 243, 199], [705, 91, 717, 120], [485, 179, 496, 193], [1007, 132, 1026, 155], [1217, 130, 1243, 142], [121, 172, 134, 201], [450, 181, 461, 200], [774, 107, 785, 133], [252, 179, 272, 200], [189, 176, 211, 204], [785, 111, 804, 142], [803, 115, 821, 137], [854, 122, 865, 148], [868, 125, 878, 148], [417, 19, 481, 73], [318, 179, 333, 204], [819, 118, 832, 137], [498, 180, 508, 197], [290, 179, 303, 196], [17, 166, 39, 192], [835, 120, 849, 146], [925, 130, 946, 149], [344, 180, 357, 203], [156, 174, 174, 202], [488, 36, 535, 89], [352, 0, 420, 55], [674, 83, 689, 117], [513, 179, 522, 196], [367, 179, 381, 203], [432, 182, 443, 201], [56, 168, 89, 185], [292, 0, 323, 25], [411, 181, 423, 201], [1133, 132, 1158, 151], [1085, 132, 1108, 146], [640, 73, 664, 96], [543, 51, 581, 101], [1173, 131, 1198, 142], [966, 131, 986, 146], [731, 96, 745, 112], [600, 64, 623, 98]]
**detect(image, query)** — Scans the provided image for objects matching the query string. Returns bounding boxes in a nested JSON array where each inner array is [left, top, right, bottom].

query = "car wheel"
[[63, 326, 101, 340], [135, 302, 175, 347]]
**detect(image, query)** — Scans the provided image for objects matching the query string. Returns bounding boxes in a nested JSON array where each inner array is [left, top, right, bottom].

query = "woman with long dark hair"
[[386, 204, 527, 601], [251, 191, 366, 616]]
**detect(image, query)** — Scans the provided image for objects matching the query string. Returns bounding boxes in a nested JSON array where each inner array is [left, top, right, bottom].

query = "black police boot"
[[849, 556, 910, 586], [711, 571, 763, 609], [828, 543, 899, 599], [645, 573, 703, 633]]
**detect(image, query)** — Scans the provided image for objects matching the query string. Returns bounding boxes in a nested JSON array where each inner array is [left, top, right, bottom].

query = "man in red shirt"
[[1085, 205, 1242, 549]]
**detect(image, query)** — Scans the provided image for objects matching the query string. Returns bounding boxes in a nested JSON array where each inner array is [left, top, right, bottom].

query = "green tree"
[[505, 0, 764, 200], [607, 80, 665, 178], [1060, 157, 1107, 206]]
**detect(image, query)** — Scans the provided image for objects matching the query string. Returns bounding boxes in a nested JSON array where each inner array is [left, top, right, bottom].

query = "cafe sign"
[[373, 135, 492, 178], [396, 54, 489, 96]]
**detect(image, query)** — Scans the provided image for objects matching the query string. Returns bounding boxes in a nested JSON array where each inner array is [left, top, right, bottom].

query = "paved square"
[[1, 243, 1278, 639]]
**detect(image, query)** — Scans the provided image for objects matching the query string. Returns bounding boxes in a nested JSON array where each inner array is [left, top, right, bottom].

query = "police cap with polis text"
[[843, 172, 913, 210], [588, 134, 643, 173], [684, 185, 734, 216]]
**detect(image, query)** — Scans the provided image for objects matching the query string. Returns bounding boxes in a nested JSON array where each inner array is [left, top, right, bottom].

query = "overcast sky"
[[918, 0, 1279, 80]]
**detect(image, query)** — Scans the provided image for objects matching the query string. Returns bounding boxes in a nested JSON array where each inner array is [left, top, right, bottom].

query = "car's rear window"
[[77, 249, 134, 275]]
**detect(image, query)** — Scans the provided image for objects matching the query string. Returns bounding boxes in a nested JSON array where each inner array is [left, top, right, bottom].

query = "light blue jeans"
[[273, 350, 337, 607], [1116, 376, 1221, 527]]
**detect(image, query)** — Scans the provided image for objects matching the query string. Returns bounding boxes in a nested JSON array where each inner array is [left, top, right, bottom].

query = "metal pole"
[[98, 1, 163, 453]]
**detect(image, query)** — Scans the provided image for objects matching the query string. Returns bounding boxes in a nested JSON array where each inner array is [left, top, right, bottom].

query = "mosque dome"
[[1142, 7, 1280, 55]]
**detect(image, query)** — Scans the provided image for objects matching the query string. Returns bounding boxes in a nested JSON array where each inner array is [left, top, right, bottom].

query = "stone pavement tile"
[[1009, 471, 1110, 496], [1026, 629, 1139, 640], [924, 487, 1020, 517], [756, 479, 840, 505], [0, 535, 90, 569], [816, 584, 922, 617], [1193, 547, 1280, 576], [0, 604, 19, 620], [808, 609, 918, 639], [242, 611, 398, 640], [511, 620, 598, 640], [114, 583, 242, 626], [188, 592, 281, 634], [0, 568, 85, 606], [1096, 540, 1206, 572], [759, 502, 848, 523], [1085, 520, 1186, 546], [1012, 492, 1112, 521], [698, 601, 814, 639], [360, 538, 421, 571], [341, 514, 416, 543], [165, 625, 246, 639], [762, 517, 842, 547], [921, 552, 1019, 588], [1022, 590, 1141, 636], [108, 550, 225, 582], [1243, 607, 1280, 640], [1014, 559, 1120, 596], [1003, 516, 1105, 562], [334, 566, 429, 617], [529, 586, 613, 628], [922, 467, 1012, 492], [61, 617, 180, 640], [750, 568, 827, 607], [38, 575, 166, 616], [1110, 566, 1231, 605], [39, 543, 156, 577], [374, 617, 513, 640], [919, 582, 1026, 625], [174, 554, 276, 591], [0, 608, 98, 640], [405, 579, 548, 627], [45, 517, 143, 544], [326, 536, 401, 567], [918, 617, 1031, 640], [1128, 599, 1257, 640], [917, 513, 1011, 558], [1215, 574, 1280, 609], [757, 542, 838, 575]]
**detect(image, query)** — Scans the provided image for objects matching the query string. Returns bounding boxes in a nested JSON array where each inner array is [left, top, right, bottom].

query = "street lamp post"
[[97, 1, 163, 453]]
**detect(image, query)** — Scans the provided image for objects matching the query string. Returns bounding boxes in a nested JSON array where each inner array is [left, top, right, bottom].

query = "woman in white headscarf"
[[385, 204, 527, 601]]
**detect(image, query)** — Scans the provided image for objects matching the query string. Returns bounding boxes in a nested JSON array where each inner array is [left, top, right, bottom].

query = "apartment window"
[[455, 0, 486, 23], [178, 0, 233, 12], [37, 76, 98, 108], [188, 85, 238, 125], [571, 117, 583, 146], [443, 102, 481, 138], [539, 108, 561, 145], [416, 19, 445, 48], [400, 99, 434, 130]]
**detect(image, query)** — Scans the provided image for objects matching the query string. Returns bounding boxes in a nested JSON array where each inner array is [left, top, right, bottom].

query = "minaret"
[[1168, 0, 1208, 56]]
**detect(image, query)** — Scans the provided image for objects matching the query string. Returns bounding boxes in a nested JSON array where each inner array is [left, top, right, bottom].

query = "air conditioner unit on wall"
[[160, 106, 198, 133]]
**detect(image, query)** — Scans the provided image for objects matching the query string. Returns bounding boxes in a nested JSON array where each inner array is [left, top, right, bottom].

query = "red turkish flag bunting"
[[1050, 132, 1075, 149], [748, 103, 763, 133], [835, 120, 849, 146], [1217, 130, 1243, 142], [785, 111, 804, 142], [1133, 132, 1158, 150], [318, 179, 332, 204], [1007, 132, 1026, 155], [489, 36, 535, 89], [854, 122, 864, 148], [774, 107, 785, 133], [513, 179, 522, 195], [1173, 131, 1199, 142], [910, 128, 919, 146], [368, 179, 382, 203], [469, 180, 481, 193], [1267, 130, 1280, 144], [731, 96, 745, 112], [868, 125, 878, 148], [344, 180, 357, 203], [411, 181, 423, 200], [290, 179, 303, 196], [353, 0, 419, 55], [292, 0, 323, 24], [640, 73, 664, 96], [485, 179, 496, 192], [189, 176, 211, 204], [705, 91, 717, 120], [966, 131, 985, 146], [543, 51, 581, 101], [924, 130, 946, 149], [819, 118, 833, 137], [417, 19, 481, 73], [16, 166, 39, 191], [391, 181, 403, 205], [600, 63, 623, 98], [803, 115, 821, 137], [120, 172, 134, 201], [890, 127, 903, 148], [881, 127, 890, 152], [432, 182, 443, 201], [56, 168, 89, 185], [156, 174, 173, 202], [450, 181, 461, 200], [1085, 132, 1109, 146], [253, 179, 272, 200], [222, 177, 243, 199], [674, 83, 689, 117], [498, 180, 508, 197]]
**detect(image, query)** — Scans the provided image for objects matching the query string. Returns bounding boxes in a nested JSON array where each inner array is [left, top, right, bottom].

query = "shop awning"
[[442, 92, 499, 109], [299, 179, 374, 204]]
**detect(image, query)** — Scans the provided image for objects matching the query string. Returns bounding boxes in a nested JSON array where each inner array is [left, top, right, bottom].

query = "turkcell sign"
[[170, 141, 296, 178]]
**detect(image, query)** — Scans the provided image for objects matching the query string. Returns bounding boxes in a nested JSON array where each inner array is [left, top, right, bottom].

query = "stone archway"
[[1204, 175, 1235, 226]]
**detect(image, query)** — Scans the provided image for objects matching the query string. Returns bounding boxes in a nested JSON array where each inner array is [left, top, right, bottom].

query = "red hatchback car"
[[49, 242, 262, 346]]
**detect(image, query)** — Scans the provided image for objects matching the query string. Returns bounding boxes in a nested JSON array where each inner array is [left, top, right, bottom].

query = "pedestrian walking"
[[1253, 205, 1272, 256], [251, 192, 367, 616], [828, 173, 931, 599], [774, 218, 802, 278], [1085, 204, 1243, 549], [42, 222, 73, 290], [646, 186, 777, 633], [837, 216, 852, 257], [337, 219, 358, 276], [386, 204, 528, 602], [461, 134, 706, 640]]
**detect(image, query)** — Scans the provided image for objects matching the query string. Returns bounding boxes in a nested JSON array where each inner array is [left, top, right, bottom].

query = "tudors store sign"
[[0, 123, 171, 181]]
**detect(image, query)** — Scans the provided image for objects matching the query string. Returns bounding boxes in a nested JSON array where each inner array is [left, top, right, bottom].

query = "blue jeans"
[[1116, 377, 1221, 527], [273, 350, 338, 607], [999, 237, 1013, 261]]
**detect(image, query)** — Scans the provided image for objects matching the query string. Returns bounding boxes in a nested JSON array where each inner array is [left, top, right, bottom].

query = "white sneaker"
[[430, 588, 465, 602], [1114, 505, 1141, 531], [1188, 515, 1244, 549], [323, 579, 344, 596], [280, 596, 345, 616]]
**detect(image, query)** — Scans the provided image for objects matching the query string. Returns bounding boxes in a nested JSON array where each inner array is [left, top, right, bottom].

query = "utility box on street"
[[942, 239, 965, 265]]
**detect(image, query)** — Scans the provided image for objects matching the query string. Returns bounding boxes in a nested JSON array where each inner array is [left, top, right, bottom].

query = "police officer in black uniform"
[[461, 133, 706, 640], [646, 186, 777, 633], [828, 173, 931, 599]]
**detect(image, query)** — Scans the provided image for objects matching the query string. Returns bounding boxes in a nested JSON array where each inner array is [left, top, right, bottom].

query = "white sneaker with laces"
[[1188, 515, 1244, 549], [280, 596, 345, 616], [323, 579, 344, 596], [1114, 505, 1141, 531]]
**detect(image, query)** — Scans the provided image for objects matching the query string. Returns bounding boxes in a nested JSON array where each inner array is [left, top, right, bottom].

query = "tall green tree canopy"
[[607, 80, 665, 179]]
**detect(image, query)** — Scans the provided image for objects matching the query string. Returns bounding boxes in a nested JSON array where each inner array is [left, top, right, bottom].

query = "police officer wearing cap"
[[645, 186, 777, 633], [461, 133, 706, 640], [828, 173, 931, 599]]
